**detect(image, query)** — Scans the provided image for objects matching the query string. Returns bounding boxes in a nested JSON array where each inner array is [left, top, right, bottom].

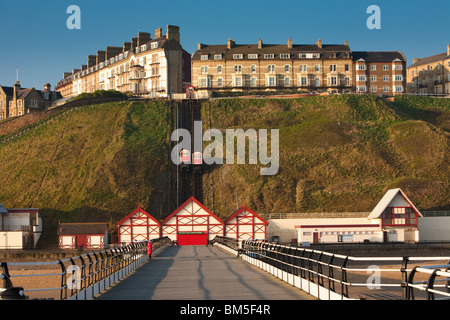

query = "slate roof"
[[0, 86, 14, 96], [352, 51, 406, 62], [408, 52, 449, 68], [58, 222, 108, 235], [192, 42, 352, 61]]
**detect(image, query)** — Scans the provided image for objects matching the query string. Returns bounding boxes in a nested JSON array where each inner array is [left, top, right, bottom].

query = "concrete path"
[[94, 245, 316, 300]]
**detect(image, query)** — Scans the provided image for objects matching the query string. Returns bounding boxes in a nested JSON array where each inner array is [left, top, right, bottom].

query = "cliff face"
[[0, 101, 172, 244], [200, 95, 449, 217], [0, 96, 448, 246]]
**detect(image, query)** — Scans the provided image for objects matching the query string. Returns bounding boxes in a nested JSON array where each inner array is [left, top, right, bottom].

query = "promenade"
[[94, 245, 316, 300]]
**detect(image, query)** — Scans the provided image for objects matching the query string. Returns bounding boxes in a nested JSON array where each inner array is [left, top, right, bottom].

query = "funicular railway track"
[[173, 99, 203, 207]]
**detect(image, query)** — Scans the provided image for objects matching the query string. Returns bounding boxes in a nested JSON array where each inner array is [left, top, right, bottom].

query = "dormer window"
[[201, 55, 208, 60]]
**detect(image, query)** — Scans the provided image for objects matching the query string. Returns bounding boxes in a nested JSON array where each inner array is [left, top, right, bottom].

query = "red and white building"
[[224, 206, 268, 241], [57, 222, 108, 250], [162, 197, 225, 245], [117, 206, 161, 244], [294, 188, 422, 244]]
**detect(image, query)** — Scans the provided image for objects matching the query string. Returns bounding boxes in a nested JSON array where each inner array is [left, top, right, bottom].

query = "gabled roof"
[[0, 86, 14, 96], [224, 206, 269, 225], [352, 51, 406, 62], [162, 196, 224, 225], [408, 52, 449, 68], [0, 203, 8, 214], [116, 205, 160, 227], [368, 188, 422, 219], [57, 222, 108, 235]]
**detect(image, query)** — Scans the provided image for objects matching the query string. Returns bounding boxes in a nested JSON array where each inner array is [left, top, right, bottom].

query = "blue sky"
[[0, 0, 448, 90]]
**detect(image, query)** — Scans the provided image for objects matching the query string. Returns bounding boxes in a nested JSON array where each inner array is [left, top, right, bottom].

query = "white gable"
[[368, 188, 422, 219]]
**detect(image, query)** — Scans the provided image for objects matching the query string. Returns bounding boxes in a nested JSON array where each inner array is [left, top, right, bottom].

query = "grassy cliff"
[[0, 101, 172, 245], [201, 95, 449, 216], [0, 95, 448, 246]]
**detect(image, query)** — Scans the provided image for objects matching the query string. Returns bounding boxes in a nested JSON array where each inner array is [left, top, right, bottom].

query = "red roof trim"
[[295, 224, 380, 229], [116, 205, 161, 228], [224, 206, 269, 225], [162, 197, 224, 226]]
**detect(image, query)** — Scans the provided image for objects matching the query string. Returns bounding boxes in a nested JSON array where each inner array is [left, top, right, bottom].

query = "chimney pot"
[[317, 38, 322, 49], [227, 38, 235, 49], [155, 28, 163, 39], [287, 38, 292, 49]]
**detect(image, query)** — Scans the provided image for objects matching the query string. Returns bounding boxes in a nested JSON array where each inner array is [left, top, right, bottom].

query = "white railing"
[[0, 237, 171, 300], [215, 237, 450, 300]]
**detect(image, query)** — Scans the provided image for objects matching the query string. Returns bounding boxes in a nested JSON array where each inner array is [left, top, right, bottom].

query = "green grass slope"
[[201, 95, 449, 217], [0, 101, 171, 245]]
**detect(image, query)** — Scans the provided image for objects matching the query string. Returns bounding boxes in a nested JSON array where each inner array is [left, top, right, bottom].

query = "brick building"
[[407, 45, 450, 96], [56, 25, 191, 99], [191, 37, 406, 96], [352, 51, 407, 95]]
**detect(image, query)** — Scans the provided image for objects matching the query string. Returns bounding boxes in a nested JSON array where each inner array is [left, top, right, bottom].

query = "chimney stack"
[[166, 25, 180, 43], [87, 55, 96, 68], [63, 72, 71, 79], [344, 40, 349, 47], [447, 44, 450, 56], [155, 27, 163, 39], [258, 38, 263, 49], [198, 43, 205, 50], [287, 38, 292, 49], [106, 46, 122, 60], [227, 38, 235, 49], [317, 38, 322, 49], [96, 51, 106, 64], [137, 32, 151, 46], [131, 37, 138, 51], [13, 81, 20, 102], [123, 42, 131, 52], [413, 58, 419, 64]]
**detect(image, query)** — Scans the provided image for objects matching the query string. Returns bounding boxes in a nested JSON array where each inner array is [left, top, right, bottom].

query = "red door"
[[177, 232, 208, 245], [313, 232, 319, 244], [76, 235, 89, 249]]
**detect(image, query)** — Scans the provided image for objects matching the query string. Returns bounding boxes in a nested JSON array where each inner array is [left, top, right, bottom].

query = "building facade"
[[0, 82, 60, 120], [0, 204, 42, 249], [407, 45, 450, 96], [56, 26, 191, 99], [352, 51, 407, 95], [191, 38, 406, 96]]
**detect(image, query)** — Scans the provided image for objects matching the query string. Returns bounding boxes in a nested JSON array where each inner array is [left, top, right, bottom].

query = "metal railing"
[[0, 237, 171, 300], [215, 238, 450, 300]]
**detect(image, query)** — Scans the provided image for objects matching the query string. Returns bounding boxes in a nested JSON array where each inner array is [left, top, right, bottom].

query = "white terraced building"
[[0, 204, 42, 249], [56, 25, 191, 99]]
